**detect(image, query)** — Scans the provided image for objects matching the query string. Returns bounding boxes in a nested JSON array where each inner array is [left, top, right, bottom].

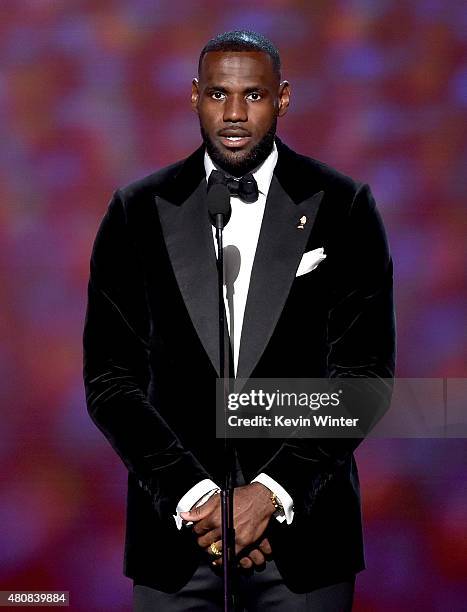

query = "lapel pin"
[[297, 215, 307, 230]]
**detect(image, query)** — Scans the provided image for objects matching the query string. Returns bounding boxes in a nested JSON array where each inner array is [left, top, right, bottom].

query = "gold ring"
[[209, 542, 222, 558]]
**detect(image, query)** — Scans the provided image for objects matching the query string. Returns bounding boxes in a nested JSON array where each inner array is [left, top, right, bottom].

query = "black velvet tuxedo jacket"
[[83, 138, 395, 593]]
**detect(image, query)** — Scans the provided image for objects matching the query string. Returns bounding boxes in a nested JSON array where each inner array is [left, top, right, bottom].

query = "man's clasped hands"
[[180, 482, 275, 569]]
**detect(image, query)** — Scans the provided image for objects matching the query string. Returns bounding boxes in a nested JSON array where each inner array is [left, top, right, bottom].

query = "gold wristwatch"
[[270, 492, 285, 517]]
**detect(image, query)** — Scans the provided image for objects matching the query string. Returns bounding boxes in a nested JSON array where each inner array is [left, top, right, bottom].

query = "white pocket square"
[[296, 247, 326, 277]]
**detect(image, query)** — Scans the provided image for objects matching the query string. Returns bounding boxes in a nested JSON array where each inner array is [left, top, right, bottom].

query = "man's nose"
[[223, 95, 247, 122]]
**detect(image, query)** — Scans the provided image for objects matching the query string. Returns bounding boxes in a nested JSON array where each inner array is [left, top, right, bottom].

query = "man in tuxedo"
[[83, 30, 395, 610]]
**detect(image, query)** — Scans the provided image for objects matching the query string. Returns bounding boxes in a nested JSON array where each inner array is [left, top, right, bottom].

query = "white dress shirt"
[[174, 141, 294, 529]]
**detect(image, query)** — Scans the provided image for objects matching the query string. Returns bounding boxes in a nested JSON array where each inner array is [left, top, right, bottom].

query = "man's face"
[[192, 51, 290, 176]]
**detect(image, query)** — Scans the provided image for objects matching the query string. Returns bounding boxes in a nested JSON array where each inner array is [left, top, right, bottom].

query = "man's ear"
[[191, 78, 199, 113], [278, 80, 291, 117]]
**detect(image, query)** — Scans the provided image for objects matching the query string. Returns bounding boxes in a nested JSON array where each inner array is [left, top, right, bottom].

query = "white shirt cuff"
[[173, 478, 220, 530], [251, 472, 294, 524]]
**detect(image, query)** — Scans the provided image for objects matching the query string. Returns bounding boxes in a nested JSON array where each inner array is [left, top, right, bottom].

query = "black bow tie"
[[208, 169, 259, 203]]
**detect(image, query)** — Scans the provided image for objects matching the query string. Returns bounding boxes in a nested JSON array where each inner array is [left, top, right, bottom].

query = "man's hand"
[[233, 537, 272, 569], [180, 482, 275, 567]]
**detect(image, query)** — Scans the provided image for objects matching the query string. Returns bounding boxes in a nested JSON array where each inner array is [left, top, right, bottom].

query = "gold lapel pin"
[[297, 215, 307, 230]]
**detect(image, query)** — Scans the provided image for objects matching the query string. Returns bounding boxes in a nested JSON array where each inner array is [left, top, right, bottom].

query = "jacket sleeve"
[[82, 190, 211, 518], [256, 183, 396, 510]]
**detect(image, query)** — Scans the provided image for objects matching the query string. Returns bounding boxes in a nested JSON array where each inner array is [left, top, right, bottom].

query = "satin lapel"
[[236, 176, 324, 379], [155, 178, 224, 376]]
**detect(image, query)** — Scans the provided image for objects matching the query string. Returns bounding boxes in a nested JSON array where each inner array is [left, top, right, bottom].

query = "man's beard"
[[200, 119, 277, 177]]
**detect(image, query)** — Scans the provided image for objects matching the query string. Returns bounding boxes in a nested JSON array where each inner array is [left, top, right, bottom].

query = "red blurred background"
[[1, 1, 466, 610]]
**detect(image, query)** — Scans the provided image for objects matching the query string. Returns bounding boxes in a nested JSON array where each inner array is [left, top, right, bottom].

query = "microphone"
[[207, 184, 231, 230], [206, 183, 234, 610]]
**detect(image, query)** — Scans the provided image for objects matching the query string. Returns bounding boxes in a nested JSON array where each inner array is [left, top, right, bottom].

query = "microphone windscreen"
[[207, 184, 231, 226]]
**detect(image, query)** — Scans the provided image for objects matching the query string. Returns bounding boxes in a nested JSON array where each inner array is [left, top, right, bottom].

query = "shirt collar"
[[204, 140, 278, 197]]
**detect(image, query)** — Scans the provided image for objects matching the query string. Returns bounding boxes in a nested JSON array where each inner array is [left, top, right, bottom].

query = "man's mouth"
[[221, 136, 250, 147], [218, 133, 251, 149]]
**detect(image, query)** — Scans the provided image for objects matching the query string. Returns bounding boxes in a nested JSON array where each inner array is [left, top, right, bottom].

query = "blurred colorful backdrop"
[[1, 1, 466, 610]]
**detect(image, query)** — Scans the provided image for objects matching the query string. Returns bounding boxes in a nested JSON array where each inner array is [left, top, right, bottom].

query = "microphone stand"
[[213, 213, 236, 612]]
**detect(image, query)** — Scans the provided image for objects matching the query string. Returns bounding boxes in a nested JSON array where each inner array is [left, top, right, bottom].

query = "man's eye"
[[211, 92, 225, 100], [247, 92, 261, 101]]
